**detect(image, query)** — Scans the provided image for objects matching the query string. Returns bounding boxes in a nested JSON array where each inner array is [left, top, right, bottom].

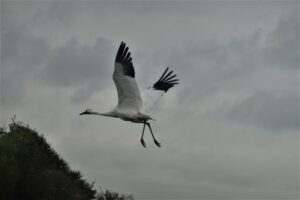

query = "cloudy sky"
[[1, 1, 299, 199]]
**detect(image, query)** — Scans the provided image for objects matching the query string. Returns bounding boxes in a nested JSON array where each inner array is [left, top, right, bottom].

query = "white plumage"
[[80, 41, 179, 147]]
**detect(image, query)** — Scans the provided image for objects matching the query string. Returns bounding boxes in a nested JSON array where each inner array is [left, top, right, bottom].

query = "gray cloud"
[[1, 13, 51, 107], [227, 92, 299, 131], [264, 8, 299, 69], [43, 37, 113, 87], [41, 37, 114, 103]]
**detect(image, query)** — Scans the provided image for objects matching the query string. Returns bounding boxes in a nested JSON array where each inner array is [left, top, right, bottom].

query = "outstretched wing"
[[141, 67, 179, 112], [113, 41, 142, 111]]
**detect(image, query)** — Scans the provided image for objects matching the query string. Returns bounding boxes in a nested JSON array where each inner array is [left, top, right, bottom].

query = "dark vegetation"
[[0, 121, 134, 200]]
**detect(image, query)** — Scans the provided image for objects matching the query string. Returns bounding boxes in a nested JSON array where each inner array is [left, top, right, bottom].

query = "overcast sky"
[[1, 1, 299, 199]]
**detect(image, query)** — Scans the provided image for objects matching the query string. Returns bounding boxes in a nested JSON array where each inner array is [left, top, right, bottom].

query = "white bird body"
[[80, 41, 179, 147]]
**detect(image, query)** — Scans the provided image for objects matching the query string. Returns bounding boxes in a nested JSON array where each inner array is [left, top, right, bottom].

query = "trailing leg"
[[146, 123, 161, 147]]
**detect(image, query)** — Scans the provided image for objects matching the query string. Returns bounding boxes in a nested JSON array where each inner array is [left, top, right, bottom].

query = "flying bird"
[[80, 41, 179, 147]]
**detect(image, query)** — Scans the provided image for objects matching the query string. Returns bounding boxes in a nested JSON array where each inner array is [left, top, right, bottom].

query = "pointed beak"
[[79, 111, 86, 115]]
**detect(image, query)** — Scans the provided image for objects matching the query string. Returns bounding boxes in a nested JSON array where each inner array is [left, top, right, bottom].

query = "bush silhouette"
[[0, 121, 134, 200]]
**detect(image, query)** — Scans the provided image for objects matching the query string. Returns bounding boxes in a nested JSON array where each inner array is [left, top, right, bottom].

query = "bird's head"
[[79, 109, 93, 115]]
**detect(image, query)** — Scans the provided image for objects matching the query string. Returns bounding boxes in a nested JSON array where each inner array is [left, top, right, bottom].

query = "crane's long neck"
[[89, 110, 116, 118]]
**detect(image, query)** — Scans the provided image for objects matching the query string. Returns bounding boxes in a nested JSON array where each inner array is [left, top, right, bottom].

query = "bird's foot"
[[141, 139, 147, 147], [154, 140, 161, 147]]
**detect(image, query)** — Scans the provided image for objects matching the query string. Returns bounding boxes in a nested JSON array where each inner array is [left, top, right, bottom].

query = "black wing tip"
[[153, 67, 179, 92], [115, 41, 135, 78]]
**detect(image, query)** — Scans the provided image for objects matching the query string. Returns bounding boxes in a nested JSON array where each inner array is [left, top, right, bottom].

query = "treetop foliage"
[[0, 121, 134, 200]]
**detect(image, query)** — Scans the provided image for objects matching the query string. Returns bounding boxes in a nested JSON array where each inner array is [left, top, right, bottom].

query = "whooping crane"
[[80, 41, 179, 147]]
